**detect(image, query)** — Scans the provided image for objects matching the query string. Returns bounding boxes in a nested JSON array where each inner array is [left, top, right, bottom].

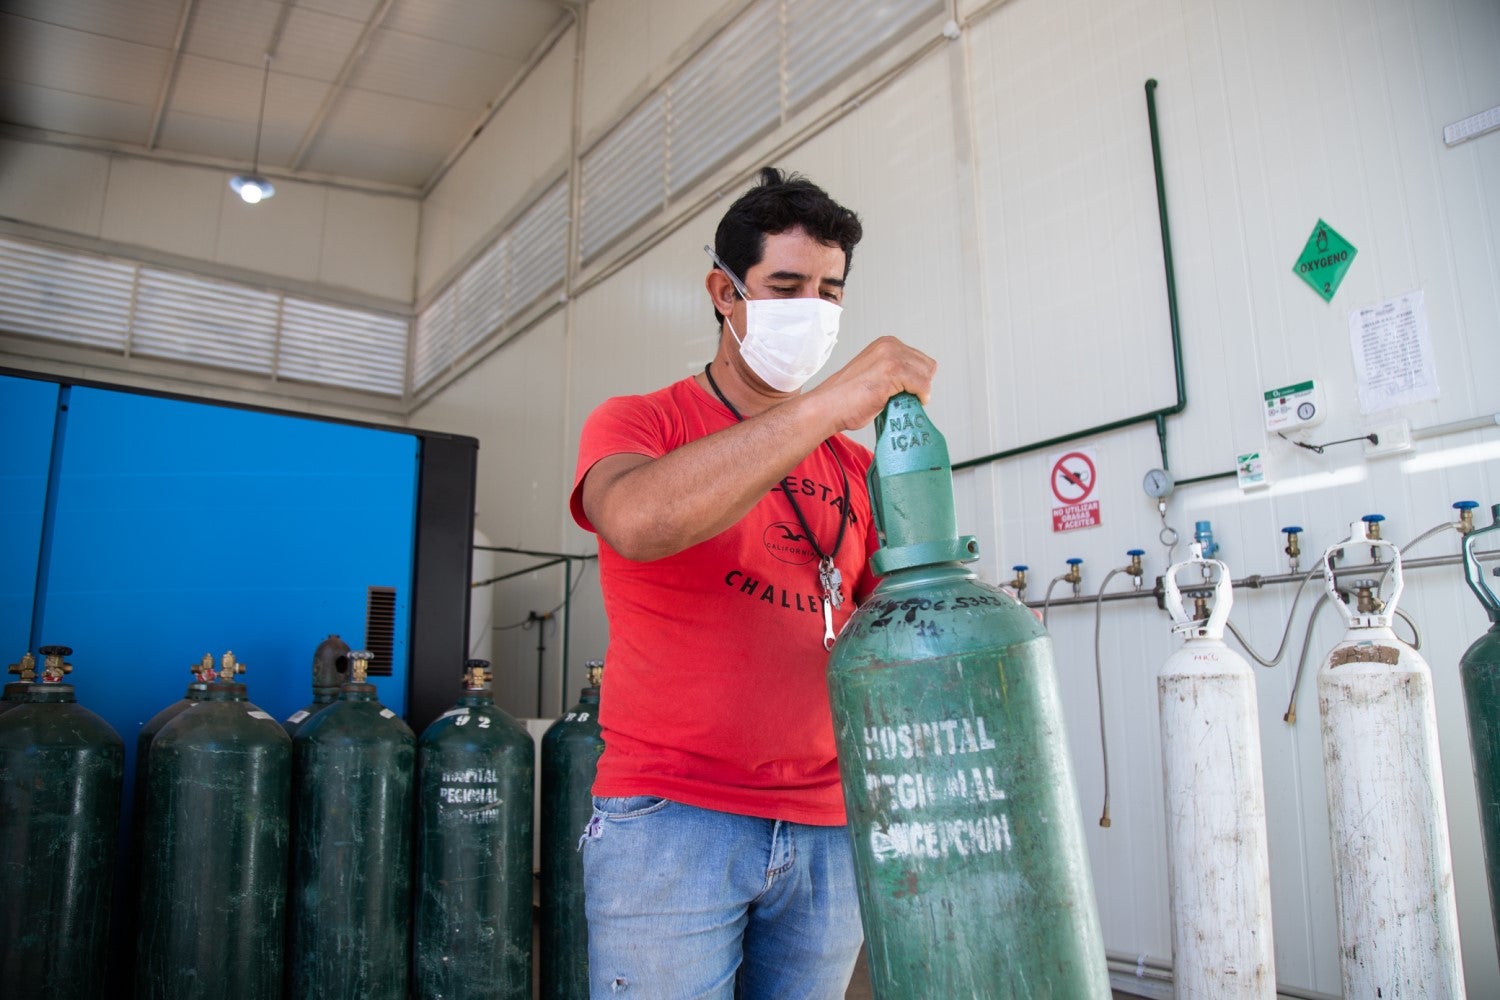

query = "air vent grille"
[[364, 585, 397, 677]]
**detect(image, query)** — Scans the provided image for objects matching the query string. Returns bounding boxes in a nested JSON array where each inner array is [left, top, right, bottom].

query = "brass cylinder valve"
[[1455, 500, 1479, 536], [218, 651, 246, 682], [1362, 514, 1385, 562], [8, 652, 37, 683], [1352, 579, 1384, 615], [463, 659, 491, 690], [348, 650, 372, 684], [1009, 564, 1028, 599], [191, 653, 217, 683], [37, 644, 73, 683], [1064, 557, 1083, 597], [586, 658, 604, 688], [1282, 526, 1303, 573]]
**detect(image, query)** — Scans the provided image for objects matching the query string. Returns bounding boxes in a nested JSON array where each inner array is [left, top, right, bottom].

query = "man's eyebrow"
[[764, 269, 845, 288]]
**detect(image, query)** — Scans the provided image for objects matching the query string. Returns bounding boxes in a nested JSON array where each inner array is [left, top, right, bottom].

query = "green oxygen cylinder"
[[136, 654, 218, 789], [413, 659, 536, 1000], [0, 645, 125, 1000], [539, 659, 604, 1000], [135, 651, 292, 1000], [121, 653, 220, 993], [283, 634, 350, 738], [1461, 501, 1500, 955], [287, 649, 415, 1000], [826, 394, 1111, 999], [2, 651, 38, 714]]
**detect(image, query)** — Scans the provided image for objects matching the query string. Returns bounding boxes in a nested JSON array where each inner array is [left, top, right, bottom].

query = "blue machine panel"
[[29, 385, 419, 770], [0, 375, 59, 659]]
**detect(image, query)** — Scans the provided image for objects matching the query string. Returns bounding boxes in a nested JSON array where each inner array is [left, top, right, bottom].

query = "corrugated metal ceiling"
[[0, 0, 575, 194]]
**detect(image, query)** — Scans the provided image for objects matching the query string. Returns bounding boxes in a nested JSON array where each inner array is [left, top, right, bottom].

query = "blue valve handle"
[[1462, 503, 1500, 619]]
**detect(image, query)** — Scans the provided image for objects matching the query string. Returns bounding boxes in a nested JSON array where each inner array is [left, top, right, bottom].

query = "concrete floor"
[[844, 946, 873, 999], [843, 949, 1137, 999]]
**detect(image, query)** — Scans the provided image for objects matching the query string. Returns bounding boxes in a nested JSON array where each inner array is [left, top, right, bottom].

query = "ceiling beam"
[[290, 0, 398, 172], [145, 0, 198, 149]]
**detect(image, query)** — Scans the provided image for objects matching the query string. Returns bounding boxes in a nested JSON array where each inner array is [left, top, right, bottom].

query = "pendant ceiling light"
[[230, 53, 275, 204]]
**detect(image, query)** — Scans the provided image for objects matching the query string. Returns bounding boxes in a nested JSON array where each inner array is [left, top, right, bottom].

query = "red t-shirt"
[[570, 376, 878, 825]]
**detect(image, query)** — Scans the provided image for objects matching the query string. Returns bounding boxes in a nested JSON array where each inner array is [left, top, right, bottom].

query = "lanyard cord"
[[701, 363, 850, 566]]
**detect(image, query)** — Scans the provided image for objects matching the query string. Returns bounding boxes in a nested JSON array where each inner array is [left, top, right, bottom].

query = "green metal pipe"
[[476, 556, 569, 587], [1174, 470, 1238, 487], [953, 78, 1186, 473], [1147, 78, 1187, 422]]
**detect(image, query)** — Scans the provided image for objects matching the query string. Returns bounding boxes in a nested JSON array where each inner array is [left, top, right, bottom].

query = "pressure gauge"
[[1142, 467, 1175, 499]]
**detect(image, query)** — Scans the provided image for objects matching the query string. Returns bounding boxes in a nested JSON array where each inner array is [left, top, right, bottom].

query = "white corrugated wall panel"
[[665, 3, 781, 196], [579, 0, 724, 142], [0, 236, 135, 349], [131, 269, 279, 373], [278, 299, 406, 396], [418, 25, 574, 298], [455, 235, 513, 353], [413, 282, 460, 389], [784, 0, 941, 110], [508, 181, 568, 309], [579, 92, 667, 263]]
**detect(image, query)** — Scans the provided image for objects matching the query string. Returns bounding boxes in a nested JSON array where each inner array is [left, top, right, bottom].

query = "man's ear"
[[705, 268, 740, 316]]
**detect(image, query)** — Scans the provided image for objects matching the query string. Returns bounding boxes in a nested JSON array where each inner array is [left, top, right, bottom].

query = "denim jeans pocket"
[[591, 794, 670, 819]]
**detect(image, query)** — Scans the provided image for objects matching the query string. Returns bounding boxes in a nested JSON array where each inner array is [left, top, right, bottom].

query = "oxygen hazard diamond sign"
[[1294, 219, 1358, 302], [1049, 449, 1101, 533]]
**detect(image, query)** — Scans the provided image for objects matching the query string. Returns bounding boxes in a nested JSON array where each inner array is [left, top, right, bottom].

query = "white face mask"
[[706, 245, 843, 392]]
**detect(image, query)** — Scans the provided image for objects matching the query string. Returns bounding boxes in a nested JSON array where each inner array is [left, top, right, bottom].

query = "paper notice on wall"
[[1348, 290, 1439, 414]]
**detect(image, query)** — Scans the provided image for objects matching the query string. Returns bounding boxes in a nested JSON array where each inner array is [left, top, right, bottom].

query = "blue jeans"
[[581, 796, 864, 1000]]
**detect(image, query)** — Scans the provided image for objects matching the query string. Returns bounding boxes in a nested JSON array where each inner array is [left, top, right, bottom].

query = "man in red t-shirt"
[[571, 167, 935, 1000]]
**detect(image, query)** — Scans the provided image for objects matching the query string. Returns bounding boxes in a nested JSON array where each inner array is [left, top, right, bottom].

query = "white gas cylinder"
[[1317, 520, 1465, 998], [1159, 545, 1276, 999]]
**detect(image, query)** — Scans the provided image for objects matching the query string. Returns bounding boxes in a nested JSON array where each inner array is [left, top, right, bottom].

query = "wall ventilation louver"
[[364, 585, 397, 677], [0, 235, 408, 397], [411, 178, 569, 392], [576, 0, 940, 266]]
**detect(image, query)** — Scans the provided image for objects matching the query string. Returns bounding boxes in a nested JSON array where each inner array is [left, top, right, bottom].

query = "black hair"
[[710, 167, 863, 327]]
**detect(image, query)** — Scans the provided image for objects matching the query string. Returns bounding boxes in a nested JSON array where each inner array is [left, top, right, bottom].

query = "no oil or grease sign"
[[1049, 449, 1101, 532]]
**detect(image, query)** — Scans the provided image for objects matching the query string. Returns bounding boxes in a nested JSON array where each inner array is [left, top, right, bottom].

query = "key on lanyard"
[[819, 557, 844, 610], [819, 557, 843, 651]]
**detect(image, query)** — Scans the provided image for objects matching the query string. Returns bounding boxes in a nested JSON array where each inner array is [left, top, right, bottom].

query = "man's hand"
[[804, 336, 936, 434]]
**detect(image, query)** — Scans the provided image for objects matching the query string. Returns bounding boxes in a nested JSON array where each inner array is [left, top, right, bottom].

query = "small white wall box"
[[1237, 450, 1269, 489], [1263, 379, 1326, 432]]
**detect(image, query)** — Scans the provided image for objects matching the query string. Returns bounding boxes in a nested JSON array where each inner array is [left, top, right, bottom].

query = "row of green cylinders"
[[0, 640, 605, 1000]]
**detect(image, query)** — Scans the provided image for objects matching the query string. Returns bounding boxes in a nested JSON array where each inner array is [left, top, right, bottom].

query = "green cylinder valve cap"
[[868, 392, 979, 576]]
